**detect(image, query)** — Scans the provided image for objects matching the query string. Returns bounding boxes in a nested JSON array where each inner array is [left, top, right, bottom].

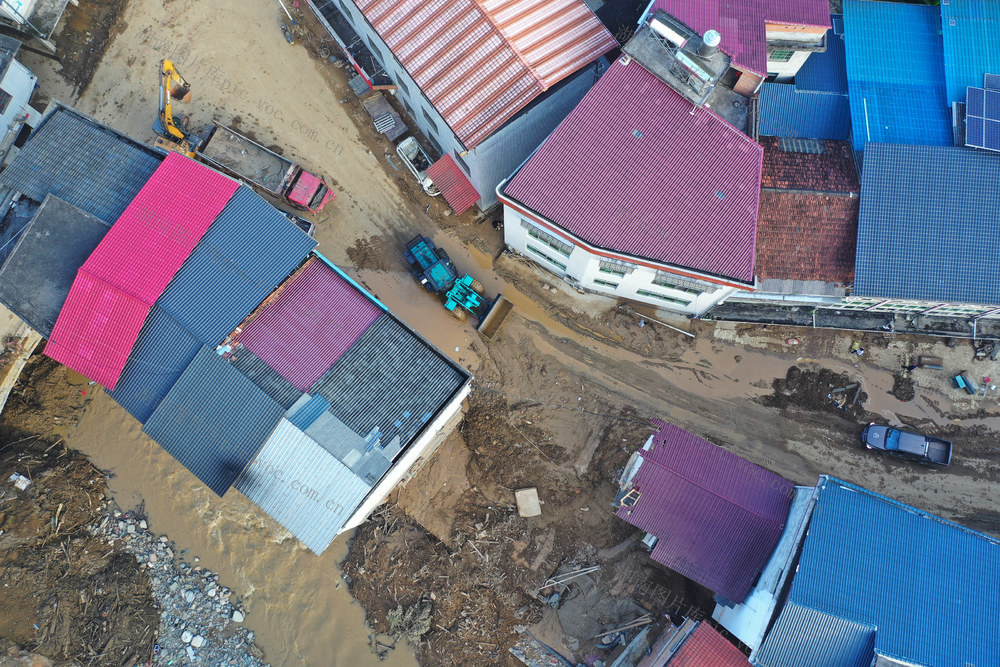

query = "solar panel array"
[[965, 76, 1000, 152]]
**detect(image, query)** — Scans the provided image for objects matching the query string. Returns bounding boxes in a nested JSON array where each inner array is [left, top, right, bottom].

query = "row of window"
[[521, 221, 574, 257], [527, 245, 567, 270]]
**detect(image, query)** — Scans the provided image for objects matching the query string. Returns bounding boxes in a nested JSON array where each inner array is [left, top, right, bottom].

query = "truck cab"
[[286, 170, 334, 214]]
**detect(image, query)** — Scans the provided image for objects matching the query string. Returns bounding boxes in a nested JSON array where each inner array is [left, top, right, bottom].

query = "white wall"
[[502, 207, 741, 317], [766, 50, 812, 82], [0, 59, 36, 155]]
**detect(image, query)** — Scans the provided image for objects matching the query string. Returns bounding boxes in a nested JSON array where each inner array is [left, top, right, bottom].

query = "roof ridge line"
[[639, 448, 789, 527], [473, 0, 545, 88]]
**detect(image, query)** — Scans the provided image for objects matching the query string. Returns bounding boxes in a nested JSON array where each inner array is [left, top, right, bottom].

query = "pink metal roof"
[[505, 59, 762, 283], [82, 152, 239, 300], [651, 0, 831, 75], [43, 274, 149, 389], [617, 421, 793, 603], [427, 155, 480, 214], [355, 0, 617, 148], [235, 258, 383, 391], [45, 153, 239, 389]]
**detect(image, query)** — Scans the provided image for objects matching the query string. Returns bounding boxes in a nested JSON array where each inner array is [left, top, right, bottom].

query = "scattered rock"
[[184, 590, 195, 603], [182, 630, 193, 643], [139, 519, 147, 530], [191, 635, 206, 649], [232, 610, 245, 623]]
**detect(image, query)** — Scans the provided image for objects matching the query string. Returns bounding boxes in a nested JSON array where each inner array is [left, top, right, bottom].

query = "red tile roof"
[[427, 155, 480, 214], [355, 0, 617, 148], [760, 138, 859, 192], [668, 623, 748, 667], [651, 0, 830, 75], [235, 258, 383, 391], [45, 153, 239, 389], [617, 421, 793, 603], [505, 59, 762, 283]]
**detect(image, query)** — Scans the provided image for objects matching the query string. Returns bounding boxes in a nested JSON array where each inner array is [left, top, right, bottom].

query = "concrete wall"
[[501, 206, 741, 317], [0, 59, 36, 159]]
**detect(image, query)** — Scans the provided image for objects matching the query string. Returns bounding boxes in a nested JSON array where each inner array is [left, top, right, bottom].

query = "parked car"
[[862, 423, 952, 465]]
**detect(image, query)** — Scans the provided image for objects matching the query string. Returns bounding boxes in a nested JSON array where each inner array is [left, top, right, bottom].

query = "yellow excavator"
[[153, 59, 198, 157]]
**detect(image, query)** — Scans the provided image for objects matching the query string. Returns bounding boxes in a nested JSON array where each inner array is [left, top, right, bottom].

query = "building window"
[[394, 77, 409, 96], [520, 220, 573, 257], [769, 50, 795, 62], [422, 107, 438, 129], [599, 259, 634, 277], [652, 271, 708, 295], [594, 278, 619, 289], [528, 245, 567, 270], [0, 89, 11, 115], [454, 151, 469, 174], [636, 289, 691, 307], [426, 134, 443, 159]]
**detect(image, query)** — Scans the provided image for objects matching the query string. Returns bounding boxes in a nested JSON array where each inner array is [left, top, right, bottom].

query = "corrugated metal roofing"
[[107, 306, 201, 424], [651, 0, 830, 76], [794, 16, 848, 94], [143, 346, 284, 496], [0, 105, 163, 223], [752, 603, 874, 667], [355, 0, 617, 148], [853, 143, 1000, 305], [426, 155, 480, 214], [43, 274, 150, 389], [505, 59, 762, 283], [757, 84, 851, 141], [158, 186, 316, 344], [756, 477, 1000, 667], [669, 622, 749, 667], [0, 196, 110, 337], [616, 421, 793, 603], [234, 419, 372, 555], [44, 153, 239, 389], [227, 345, 303, 410], [236, 258, 383, 391], [309, 313, 469, 455], [287, 394, 331, 431], [843, 0, 951, 151], [940, 0, 1000, 105]]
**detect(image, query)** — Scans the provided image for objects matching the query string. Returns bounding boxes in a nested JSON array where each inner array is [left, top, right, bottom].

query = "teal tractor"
[[404, 235, 513, 339]]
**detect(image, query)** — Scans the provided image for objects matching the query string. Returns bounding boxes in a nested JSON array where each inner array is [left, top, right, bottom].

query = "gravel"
[[95, 507, 269, 666]]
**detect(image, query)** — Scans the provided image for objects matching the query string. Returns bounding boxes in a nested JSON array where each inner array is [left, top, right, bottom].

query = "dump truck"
[[152, 60, 334, 214], [404, 235, 512, 340]]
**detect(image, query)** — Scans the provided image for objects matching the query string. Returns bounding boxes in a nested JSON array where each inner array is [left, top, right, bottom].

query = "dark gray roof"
[[0, 195, 109, 336], [157, 186, 316, 344], [309, 313, 469, 456], [0, 104, 163, 223], [107, 306, 201, 424], [0, 196, 39, 274], [227, 344, 302, 410], [143, 346, 284, 496]]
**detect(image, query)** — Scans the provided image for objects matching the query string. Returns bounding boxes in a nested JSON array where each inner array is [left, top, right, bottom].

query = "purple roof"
[[651, 0, 830, 76], [618, 421, 794, 603], [504, 59, 762, 283], [235, 258, 382, 391]]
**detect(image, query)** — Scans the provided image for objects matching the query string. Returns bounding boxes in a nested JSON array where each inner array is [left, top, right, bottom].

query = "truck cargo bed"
[[200, 123, 294, 196], [477, 295, 513, 340], [926, 439, 952, 465]]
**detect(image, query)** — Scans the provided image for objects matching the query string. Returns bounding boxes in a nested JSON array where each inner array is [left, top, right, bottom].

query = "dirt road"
[[12, 0, 1000, 664]]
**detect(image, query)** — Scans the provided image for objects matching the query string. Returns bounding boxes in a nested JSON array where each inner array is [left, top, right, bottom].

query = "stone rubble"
[[93, 506, 269, 666]]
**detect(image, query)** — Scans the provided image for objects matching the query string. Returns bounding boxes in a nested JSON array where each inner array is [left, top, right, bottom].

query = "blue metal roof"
[[941, 0, 1000, 105], [157, 186, 316, 345], [854, 142, 1000, 305], [107, 306, 201, 424], [751, 603, 875, 667], [757, 477, 1000, 667], [0, 105, 163, 223], [795, 16, 848, 94], [309, 313, 469, 456], [843, 0, 951, 151], [143, 346, 284, 496], [228, 344, 303, 410], [758, 84, 851, 141]]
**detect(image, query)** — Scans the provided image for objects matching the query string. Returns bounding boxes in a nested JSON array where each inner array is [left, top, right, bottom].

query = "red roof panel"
[[651, 0, 831, 76], [617, 421, 793, 603], [427, 155, 480, 214], [45, 153, 239, 389], [355, 0, 617, 148], [667, 623, 747, 667], [505, 60, 762, 283], [235, 258, 383, 391]]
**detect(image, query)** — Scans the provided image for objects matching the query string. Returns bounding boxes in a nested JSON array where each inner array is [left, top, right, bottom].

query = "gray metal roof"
[[157, 186, 316, 344], [107, 306, 201, 424], [752, 603, 875, 667], [143, 346, 284, 496], [309, 312, 469, 456], [0, 195, 110, 336], [227, 344, 302, 410], [0, 104, 163, 223], [234, 419, 372, 555]]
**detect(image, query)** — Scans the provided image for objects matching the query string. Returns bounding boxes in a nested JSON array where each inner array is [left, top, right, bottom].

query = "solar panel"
[[965, 85, 1000, 152], [985, 73, 1000, 91]]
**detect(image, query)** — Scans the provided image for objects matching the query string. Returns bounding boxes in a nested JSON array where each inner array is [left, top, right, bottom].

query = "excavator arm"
[[153, 59, 198, 157]]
